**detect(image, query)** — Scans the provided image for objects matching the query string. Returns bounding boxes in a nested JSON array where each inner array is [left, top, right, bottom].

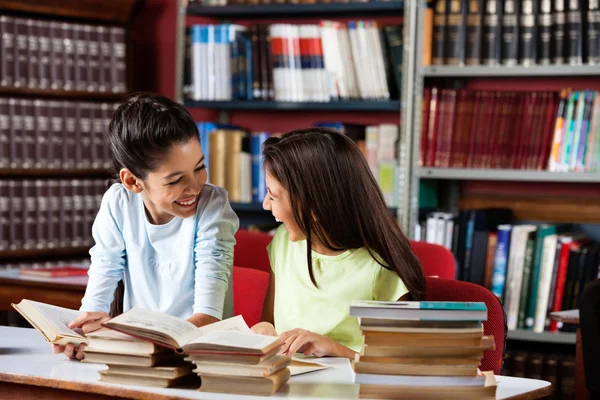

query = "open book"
[[102, 307, 282, 355], [12, 299, 87, 346]]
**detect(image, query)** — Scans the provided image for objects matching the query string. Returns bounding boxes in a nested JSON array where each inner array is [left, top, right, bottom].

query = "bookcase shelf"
[[0, 0, 136, 24], [184, 100, 401, 112], [416, 168, 600, 183], [186, 1, 404, 18], [420, 65, 600, 78], [507, 329, 576, 345], [0, 247, 91, 260], [0, 168, 112, 178], [0, 86, 125, 101]]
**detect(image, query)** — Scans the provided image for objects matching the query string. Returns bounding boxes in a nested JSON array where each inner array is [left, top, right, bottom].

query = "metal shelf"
[[185, 100, 401, 112], [420, 64, 600, 77], [507, 329, 576, 345], [416, 168, 600, 183], [186, 2, 404, 18]]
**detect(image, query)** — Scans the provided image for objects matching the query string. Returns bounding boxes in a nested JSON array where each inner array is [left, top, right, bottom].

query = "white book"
[[338, 24, 359, 98], [533, 233, 558, 333]]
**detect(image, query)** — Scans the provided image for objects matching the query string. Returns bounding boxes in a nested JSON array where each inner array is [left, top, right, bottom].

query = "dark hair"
[[263, 128, 426, 300], [108, 92, 199, 179]]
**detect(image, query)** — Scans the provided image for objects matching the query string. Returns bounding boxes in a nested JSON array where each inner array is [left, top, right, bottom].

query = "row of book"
[[198, 121, 401, 206], [190, 0, 403, 6], [503, 351, 575, 400], [418, 209, 599, 333], [0, 16, 127, 93], [426, 0, 600, 67], [0, 99, 116, 170], [350, 301, 496, 399], [183, 22, 402, 102], [0, 179, 107, 252], [419, 88, 600, 172]]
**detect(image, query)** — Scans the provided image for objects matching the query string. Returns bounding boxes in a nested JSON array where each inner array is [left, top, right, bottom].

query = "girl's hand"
[[278, 328, 337, 357], [52, 343, 86, 360], [251, 322, 278, 336], [68, 311, 111, 334]]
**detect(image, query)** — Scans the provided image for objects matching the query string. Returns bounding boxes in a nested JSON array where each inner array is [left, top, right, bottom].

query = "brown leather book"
[[199, 367, 290, 396]]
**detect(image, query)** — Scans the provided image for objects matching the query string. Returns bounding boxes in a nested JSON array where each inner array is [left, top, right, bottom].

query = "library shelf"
[[0, 247, 91, 260], [416, 168, 600, 183], [231, 202, 398, 215], [0, 168, 112, 178], [0, 86, 126, 101], [186, 1, 404, 18], [185, 100, 401, 112], [507, 329, 576, 345], [420, 65, 600, 78], [0, 0, 137, 24]]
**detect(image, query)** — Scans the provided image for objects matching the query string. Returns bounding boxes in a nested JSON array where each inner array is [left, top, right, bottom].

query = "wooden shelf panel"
[[507, 329, 576, 345], [187, 1, 404, 18], [0, 247, 90, 260], [420, 65, 600, 78], [0, 86, 126, 101], [185, 100, 401, 112], [417, 168, 600, 183], [0, 0, 136, 24], [0, 168, 112, 178]]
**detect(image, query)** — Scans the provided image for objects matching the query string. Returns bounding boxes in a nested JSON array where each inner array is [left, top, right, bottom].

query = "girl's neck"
[[311, 238, 346, 256]]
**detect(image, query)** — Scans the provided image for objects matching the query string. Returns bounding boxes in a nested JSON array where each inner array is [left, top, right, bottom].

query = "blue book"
[[490, 225, 512, 300], [349, 300, 488, 321], [250, 132, 269, 203]]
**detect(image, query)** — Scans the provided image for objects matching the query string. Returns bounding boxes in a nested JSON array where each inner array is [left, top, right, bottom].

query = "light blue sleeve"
[[193, 187, 239, 319], [80, 187, 126, 314]]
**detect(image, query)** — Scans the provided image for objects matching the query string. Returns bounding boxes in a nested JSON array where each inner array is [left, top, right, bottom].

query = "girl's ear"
[[120, 168, 143, 193]]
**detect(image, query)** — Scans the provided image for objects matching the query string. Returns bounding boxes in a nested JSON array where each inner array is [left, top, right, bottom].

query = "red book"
[[549, 241, 574, 332], [20, 266, 89, 278], [420, 88, 432, 167]]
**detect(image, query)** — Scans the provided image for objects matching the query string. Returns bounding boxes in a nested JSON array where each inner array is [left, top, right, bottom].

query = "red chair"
[[233, 266, 270, 327], [234, 229, 273, 273], [410, 240, 456, 280], [425, 277, 506, 375]]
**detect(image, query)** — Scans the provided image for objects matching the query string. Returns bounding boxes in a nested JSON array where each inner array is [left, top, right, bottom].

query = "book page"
[[186, 330, 278, 351], [30, 300, 85, 338], [289, 358, 329, 376], [182, 315, 251, 344], [107, 307, 197, 347]]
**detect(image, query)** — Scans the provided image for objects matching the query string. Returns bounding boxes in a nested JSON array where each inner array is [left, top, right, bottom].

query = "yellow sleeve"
[[372, 266, 409, 301], [267, 225, 287, 274]]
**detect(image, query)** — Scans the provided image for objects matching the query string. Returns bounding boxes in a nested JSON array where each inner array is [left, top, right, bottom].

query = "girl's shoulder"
[[102, 182, 138, 209]]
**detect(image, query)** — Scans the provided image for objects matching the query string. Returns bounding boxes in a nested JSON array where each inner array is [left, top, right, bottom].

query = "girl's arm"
[[193, 187, 239, 322]]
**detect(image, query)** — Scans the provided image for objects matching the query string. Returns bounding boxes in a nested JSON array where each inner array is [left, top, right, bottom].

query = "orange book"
[[422, 3, 434, 66], [20, 266, 89, 277]]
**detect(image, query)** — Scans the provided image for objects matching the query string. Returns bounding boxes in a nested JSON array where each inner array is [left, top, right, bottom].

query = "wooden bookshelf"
[[0, 87, 125, 101], [186, 1, 404, 18], [0, 168, 112, 178], [507, 329, 576, 345], [416, 168, 600, 184], [420, 65, 600, 78], [185, 100, 402, 112], [0, 0, 136, 24], [0, 247, 91, 260]]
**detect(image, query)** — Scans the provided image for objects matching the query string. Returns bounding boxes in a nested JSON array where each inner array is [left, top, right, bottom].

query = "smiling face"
[[134, 137, 207, 225], [263, 172, 305, 242]]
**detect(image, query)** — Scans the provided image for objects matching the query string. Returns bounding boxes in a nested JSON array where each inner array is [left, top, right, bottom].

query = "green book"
[[517, 232, 536, 329]]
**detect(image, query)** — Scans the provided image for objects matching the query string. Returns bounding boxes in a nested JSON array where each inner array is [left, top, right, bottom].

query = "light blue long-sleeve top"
[[80, 183, 239, 320]]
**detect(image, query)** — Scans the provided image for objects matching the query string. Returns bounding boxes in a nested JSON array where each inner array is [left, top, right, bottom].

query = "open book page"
[[289, 358, 330, 376], [28, 300, 85, 338], [180, 315, 251, 345], [105, 307, 197, 348], [184, 330, 279, 352]]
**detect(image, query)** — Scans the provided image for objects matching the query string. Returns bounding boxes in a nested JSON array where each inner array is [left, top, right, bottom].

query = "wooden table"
[[0, 326, 552, 400], [0, 269, 87, 311], [550, 309, 586, 400]]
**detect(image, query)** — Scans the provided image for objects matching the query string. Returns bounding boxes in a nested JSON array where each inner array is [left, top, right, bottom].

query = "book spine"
[[465, 0, 483, 65], [74, 24, 88, 92], [9, 181, 23, 250], [83, 179, 95, 247], [35, 180, 48, 249], [37, 20, 51, 89], [47, 180, 60, 248], [553, 0, 567, 63], [63, 101, 77, 169], [566, 0, 583, 65], [490, 225, 512, 300], [87, 25, 100, 92], [98, 26, 111, 93], [9, 99, 22, 168], [23, 181, 36, 250], [517, 235, 535, 328], [502, 0, 519, 66], [14, 18, 28, 88], [50, 22, 64, 90], [482, 0, 500, 65], [63, 23, 76, 91], [110, 27, 127, 93], [21, 99, 35, 169], [432, 0, 447, 65], [0, 16, 15, 87], [103, 104, 115, 169], [59, 180, 71, 247], [72, 179, 84, 247], [78, 103, 93, 169], [0, 181, 8, 251], [446, 0, 465, 65], [26, 19, 38, 89], [538, 0, 553, 64], [588, 0, 600, 64], [0, 98, 8, 168], [520, 0, 536, 65]]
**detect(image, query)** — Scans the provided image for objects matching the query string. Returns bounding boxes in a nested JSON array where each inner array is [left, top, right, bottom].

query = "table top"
[[0, 269, 88, 289], [0, 326, 552, 400]]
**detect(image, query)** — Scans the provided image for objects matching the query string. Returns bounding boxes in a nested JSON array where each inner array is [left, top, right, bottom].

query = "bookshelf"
[[0, 0, 135, 261], [416, 168, 600, 183], [175, 0, 411, 228], [421, 65, 600, 78], [507, 329, 576, 345]]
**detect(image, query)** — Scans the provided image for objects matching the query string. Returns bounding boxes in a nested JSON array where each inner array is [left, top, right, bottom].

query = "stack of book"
[[185, 331, 291, 396], [84, 330, 195, 388], [350, 300, 497, 399]]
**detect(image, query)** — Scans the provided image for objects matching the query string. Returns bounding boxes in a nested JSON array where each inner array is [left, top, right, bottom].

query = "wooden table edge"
[[0, 372, 195, 400], [502, 382, 553, 400]]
